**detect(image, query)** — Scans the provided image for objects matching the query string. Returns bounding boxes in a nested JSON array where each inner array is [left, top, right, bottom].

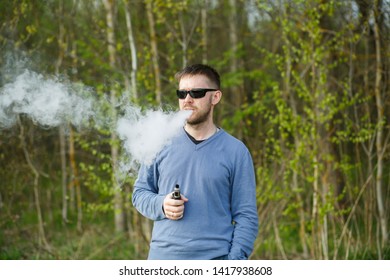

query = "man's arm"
[[229, 148, 259, 260], [132, 164, 166, 221], [133, 163, 189, 222]]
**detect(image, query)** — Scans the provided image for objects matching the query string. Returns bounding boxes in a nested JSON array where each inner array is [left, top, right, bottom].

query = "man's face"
[[178, 75, 219, 126]]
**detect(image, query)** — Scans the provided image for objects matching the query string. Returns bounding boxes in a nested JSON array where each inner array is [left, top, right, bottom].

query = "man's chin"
[[186, 117, 203, 126], [186, 117, 196, 125], [186, 118, 195, 125]]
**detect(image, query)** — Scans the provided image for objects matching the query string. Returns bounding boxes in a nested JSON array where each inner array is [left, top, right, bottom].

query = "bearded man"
[[132, 64, 258, 260]]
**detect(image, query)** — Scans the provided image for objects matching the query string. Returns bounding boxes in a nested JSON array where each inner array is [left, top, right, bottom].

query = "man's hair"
[[175, 64, 221, 89]]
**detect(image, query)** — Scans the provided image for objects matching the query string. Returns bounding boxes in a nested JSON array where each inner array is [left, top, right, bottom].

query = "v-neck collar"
[[185, 130, 205, 145], [182, 127, 221, 148]]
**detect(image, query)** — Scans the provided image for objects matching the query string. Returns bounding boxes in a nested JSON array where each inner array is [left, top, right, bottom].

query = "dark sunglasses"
[[176, 88, 218, 99]]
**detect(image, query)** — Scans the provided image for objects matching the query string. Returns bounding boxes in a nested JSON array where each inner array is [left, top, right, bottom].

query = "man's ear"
[[211, 90, 222, 105]]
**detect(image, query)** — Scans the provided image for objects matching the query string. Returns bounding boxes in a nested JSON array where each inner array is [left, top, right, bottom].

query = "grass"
[[1, 207, 389, 260], [0, 214, 147, 260]]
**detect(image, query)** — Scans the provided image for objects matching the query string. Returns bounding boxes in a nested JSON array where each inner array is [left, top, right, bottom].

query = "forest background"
[[1, 0, 390, 260]]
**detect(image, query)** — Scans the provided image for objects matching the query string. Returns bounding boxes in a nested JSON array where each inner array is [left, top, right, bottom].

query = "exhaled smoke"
[[0, 69, 95, 129], [117, 108, 192, 168], [0, 63, 191, 173]]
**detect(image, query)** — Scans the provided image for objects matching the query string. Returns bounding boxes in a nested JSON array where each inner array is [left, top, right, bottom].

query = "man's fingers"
[[163, 192, 187, 220], [167, 210, 184, 220]]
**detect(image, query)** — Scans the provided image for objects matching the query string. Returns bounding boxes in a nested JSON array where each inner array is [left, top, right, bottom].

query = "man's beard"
[[186, 105, 212, 126]]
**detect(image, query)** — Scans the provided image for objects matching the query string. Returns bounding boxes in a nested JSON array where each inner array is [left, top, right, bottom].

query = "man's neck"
[[184, 121, 217, 141]]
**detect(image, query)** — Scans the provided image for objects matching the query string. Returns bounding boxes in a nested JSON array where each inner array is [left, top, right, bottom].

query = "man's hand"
[[163, 193, 188, 220]]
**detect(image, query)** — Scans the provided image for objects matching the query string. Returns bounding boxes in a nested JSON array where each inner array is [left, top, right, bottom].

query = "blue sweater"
[[132, 128, 258, 260]]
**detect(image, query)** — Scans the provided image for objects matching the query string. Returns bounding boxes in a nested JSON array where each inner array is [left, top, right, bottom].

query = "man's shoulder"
[[218, 129, 249, 151]]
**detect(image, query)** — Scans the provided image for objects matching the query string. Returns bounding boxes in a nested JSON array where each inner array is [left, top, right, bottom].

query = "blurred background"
[[0, 0, 389, 260]]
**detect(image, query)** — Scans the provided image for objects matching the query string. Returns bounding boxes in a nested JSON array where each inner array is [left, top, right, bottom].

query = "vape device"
[[172, 184, 181, 200]]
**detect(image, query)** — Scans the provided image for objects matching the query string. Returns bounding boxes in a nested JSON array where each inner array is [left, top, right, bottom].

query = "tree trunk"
[[228, 0, 243, 139], [146, 0, 162, 105], [103, 0, 126, 233], [281, 15, 309, 258], [59, 127, 68, 223], [68, 23, 79, 215], [69, 127, 83, 232], [124, 0, 138, 101], [18, 117, 51, 253], [373, 0, 388, 247], [356, 0, 376, 249], [55, 0, 68, 224], [201, 0, 208, 64]]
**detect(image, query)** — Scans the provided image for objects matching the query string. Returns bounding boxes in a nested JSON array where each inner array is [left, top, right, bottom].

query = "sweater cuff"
[[228, 248, 248, 260], [154, 194, 166, 220]]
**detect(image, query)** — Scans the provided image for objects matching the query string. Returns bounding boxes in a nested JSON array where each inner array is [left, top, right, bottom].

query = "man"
[[132, 64, 258, 260]]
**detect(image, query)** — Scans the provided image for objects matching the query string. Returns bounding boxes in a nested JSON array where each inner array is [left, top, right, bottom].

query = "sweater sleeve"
[[132, 164, 166, 221], [228, 148, 259, 260]]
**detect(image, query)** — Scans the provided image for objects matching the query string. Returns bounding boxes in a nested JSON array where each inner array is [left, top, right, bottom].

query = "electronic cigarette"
[[172, 184, 181, 200]]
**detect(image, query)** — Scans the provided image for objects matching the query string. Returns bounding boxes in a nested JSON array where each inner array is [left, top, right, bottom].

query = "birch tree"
[[103, 0, 125, 233], [54, 0, 69, 224], [373, 0, 388, 247], [124, 0, 138, 101], [146, 0, 162, 105]]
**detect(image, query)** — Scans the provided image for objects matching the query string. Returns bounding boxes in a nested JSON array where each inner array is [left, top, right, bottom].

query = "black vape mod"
[[172, 184, 181, 200]]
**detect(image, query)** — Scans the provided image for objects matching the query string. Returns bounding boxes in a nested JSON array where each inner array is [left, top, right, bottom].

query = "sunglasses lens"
[[176, 90, 187, 99], [190, 89, 207, 98]]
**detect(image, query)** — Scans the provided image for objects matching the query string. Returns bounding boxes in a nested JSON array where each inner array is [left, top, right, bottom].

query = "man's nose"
[[184, 92, 193, 102]]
